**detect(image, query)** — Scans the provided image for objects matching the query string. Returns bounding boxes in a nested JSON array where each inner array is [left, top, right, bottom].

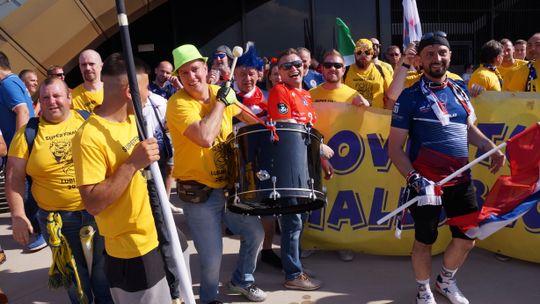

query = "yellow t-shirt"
[[8, 111, 86, 211], [378, 60, 394, 76], [166, 84, 240, 188], [344, 63, 392, 108], [498, 59, 527, 81], [503, 60, 540, 92], [71, 83, 103, 112], [72, 114, 158, 259], [468, 66, 502, 91], [309, 84, 360, 103], [404, 71, 463, 88]]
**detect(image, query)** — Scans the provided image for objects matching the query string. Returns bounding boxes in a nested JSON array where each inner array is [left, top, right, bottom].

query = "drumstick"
[[225, 46, 244, 88]]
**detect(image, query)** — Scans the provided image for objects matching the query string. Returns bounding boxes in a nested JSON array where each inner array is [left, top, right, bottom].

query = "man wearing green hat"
[[166, 44, 266, 304]]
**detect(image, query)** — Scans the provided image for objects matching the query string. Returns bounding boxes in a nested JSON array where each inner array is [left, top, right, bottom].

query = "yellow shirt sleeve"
[[73, 124, 108, 187], [8, 126, 29, 160]]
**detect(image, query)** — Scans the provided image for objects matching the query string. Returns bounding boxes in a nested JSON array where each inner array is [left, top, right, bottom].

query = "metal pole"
[[114, 1, 195, 303]]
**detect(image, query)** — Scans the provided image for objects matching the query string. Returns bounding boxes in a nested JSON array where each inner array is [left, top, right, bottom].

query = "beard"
[[355, 59, 369, 69], [424, 63, 448, 79]]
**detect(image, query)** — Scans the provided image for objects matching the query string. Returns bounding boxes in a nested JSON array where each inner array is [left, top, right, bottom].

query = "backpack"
[[24, 110, 90, 154]]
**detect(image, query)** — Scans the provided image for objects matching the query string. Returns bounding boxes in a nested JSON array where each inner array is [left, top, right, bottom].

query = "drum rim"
[[231, 188, 326, 197], [227, 127, 322, 144]]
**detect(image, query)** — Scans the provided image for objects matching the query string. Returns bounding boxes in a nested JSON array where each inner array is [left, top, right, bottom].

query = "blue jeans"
[[279, 206, 307, 281], [37, 209, 113, 304], [179, 189, 263, 304]]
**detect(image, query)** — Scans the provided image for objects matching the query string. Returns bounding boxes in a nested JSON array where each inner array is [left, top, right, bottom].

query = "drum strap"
[[233, 102, 280, 141]]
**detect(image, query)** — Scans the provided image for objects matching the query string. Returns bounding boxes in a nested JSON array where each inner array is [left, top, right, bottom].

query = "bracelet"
[[401, 62, 411, 69]]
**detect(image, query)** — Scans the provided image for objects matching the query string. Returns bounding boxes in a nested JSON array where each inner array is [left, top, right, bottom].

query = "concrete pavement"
[[1, 210, 539, 304]]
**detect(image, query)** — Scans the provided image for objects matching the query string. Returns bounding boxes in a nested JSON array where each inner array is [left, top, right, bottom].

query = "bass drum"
[[226, 122, 326, 215]]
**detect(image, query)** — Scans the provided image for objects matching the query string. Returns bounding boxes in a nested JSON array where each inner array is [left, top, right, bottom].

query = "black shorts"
[[105, 247, 166, 292], [408, 180, 478, 244]]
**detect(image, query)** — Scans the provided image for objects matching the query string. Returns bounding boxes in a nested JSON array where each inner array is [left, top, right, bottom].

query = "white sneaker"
[[170, 204, 183, 214], [337, 250, 355, 262], [416, 289, 437, 304], [228, 281, 266, 302], [435, 275, 469, 304]]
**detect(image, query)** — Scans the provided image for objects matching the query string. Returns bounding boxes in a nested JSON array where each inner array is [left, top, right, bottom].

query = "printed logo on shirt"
[[310, 79, 317, 88], [277, 103, 288, 114], [302, 97, 308, 106]]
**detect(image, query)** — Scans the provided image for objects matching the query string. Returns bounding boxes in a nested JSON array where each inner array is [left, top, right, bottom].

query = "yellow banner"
[[302, 92, 540, 262]]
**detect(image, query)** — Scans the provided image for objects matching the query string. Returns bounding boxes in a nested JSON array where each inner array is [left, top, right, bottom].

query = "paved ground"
[[1, 207, 540, 304]]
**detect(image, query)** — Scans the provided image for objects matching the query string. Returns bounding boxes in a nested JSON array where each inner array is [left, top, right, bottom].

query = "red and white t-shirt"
[[267, 83, 317, 124]]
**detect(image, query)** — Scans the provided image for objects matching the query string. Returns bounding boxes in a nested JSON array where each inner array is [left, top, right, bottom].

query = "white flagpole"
[[377, 142, 507, 225]]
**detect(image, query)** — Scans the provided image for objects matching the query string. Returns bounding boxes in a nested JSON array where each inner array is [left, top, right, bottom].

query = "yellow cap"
[[354, 38, 373, 53]]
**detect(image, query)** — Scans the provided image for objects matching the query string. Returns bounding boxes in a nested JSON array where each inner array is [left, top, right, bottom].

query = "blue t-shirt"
[[0, 74, 35, 146], [391, 78, 472, 185], [149, 82, 177, 100], [302, 69, 324, 90]]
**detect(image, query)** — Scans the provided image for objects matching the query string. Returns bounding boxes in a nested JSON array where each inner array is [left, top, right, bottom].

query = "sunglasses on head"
[[213, 53, 226, 59], [421, 31, 447, 41], [356, 50, 373, 56], [279, 60, 303, 70], [322, 62, 344, 69]]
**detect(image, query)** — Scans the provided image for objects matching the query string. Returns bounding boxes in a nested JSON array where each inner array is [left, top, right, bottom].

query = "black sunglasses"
[[421, 31, 447, 41], [48, 72, 64, 77], [322, 62, 344, 69], [279, 60, 303, 70], [356, 50, 373, 56]]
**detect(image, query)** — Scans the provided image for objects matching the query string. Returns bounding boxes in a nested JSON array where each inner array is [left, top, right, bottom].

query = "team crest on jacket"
[[277, 102, 288, 114]]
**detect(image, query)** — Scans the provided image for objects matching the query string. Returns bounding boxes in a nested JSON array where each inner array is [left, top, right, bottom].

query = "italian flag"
[[336, 17, 355, 66]]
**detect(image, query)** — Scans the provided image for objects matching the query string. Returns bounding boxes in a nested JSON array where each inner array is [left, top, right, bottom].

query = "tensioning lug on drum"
[[269, 176, 281, 200], [256, 170, 270, 181], [308, 178, 316, 200], [233, 183, 241, 204]]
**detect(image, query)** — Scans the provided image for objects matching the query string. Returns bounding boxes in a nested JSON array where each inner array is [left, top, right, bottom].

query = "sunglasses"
[[49, 72, 64, 77], [213, 53, 226, 59], [279, 60, 303, 70], [356, 50, 373, 56], [421, 31, 447, 41], [322, 62, 344, 69]]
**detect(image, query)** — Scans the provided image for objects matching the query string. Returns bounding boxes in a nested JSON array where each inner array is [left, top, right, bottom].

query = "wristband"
[[401, 62, 411, 69]]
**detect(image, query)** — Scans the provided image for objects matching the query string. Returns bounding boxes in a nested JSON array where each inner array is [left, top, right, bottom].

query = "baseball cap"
[[172, 44, 208, 74], [417, 31, 450, 53], [214, 45, 233, 61], [354, 38, 373, 53]]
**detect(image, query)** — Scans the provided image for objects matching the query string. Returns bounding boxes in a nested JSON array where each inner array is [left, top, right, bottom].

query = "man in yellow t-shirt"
[[6, 77, 112, 303], [344, 38, 393, 109], [166, 44, 266, 304], [370, 38, 394, 77], [503, 33, 540, 92], [71, 49, 104, 112], [72, 53, 170, 303], [310, 49, 369, 107], [468, 40, 504, 92], [498, 38, 527, 81]]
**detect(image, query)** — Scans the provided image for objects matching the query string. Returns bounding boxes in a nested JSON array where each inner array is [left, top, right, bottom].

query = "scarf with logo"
[[419, 76, 476, 126], [526, 61, 537, 92], [483, 63, 503, 88]]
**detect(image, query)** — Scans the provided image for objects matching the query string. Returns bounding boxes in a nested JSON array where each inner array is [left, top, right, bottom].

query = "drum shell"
[[226, 122, 326, 215]]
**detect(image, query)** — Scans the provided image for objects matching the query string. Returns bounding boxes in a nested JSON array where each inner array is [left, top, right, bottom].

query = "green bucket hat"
[[172, 44, 208, 73]]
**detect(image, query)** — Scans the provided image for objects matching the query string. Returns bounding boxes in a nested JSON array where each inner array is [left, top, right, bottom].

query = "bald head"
[[527, 33, 540, 60], [154, 61, 174, 85], [79, 49, 103, 83]]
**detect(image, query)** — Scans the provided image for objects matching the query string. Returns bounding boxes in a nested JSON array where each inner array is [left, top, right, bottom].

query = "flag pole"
[[114, 2, 195, 304], [377, 141, 507, 225]]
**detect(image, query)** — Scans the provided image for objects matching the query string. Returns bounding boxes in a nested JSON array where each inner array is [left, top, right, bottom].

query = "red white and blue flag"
[[402, 0, 423, 50], [447, 123, 540, 240]]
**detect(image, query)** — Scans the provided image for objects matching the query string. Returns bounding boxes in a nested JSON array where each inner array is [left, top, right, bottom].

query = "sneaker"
[[284, 272, 322, 291], [337, 250, 355, 262], [0, 250, 6, 265], [170, 204, 183, 214], [228, 281, 266, 302], [261, 249, 282, 269], [25, 234, 47, 253], [435, 275, 469, 304], [416, 289, 437, 304], [301, 249, 316, 258]]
